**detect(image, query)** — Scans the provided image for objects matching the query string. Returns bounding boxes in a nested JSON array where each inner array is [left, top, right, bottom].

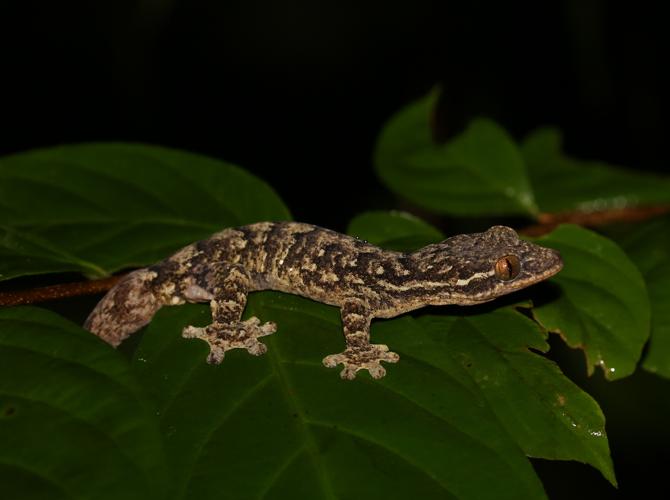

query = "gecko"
[[84, 222, 563, 379]]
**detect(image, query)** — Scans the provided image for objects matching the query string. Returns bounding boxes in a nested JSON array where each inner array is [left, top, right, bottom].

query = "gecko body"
[[85, 222, 562, 379]]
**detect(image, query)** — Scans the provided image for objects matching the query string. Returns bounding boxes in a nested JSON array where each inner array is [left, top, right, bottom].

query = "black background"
[[2, 1, 669, 498], [3, 1, 669, 227]]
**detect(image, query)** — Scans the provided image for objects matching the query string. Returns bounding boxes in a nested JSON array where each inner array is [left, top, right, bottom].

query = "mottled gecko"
[[85, 222, 562, 379]]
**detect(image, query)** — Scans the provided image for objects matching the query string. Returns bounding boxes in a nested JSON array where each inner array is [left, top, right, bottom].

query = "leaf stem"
[[0, 275, 123, 307], [521, 204, 670, 236]]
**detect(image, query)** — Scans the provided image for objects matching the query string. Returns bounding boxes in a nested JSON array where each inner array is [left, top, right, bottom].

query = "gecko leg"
[[182, 266, 276, 364], [322, 300, 399, 380]]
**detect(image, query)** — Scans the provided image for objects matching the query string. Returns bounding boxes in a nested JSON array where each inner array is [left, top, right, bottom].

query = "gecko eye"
[[495, 255, 520, 280]]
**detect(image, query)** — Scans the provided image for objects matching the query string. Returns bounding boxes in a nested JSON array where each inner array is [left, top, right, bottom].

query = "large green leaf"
[[396, 312, 614, 486], [608, 216, 670, 378], [0, 307, 167, 500], [523, 128, 670, 214], [374, 93, 538, 217], [348, 211, 615, 484], [0, 144, 290, 281], [532, 225, 650, 380], [132, 298, 549, 500]]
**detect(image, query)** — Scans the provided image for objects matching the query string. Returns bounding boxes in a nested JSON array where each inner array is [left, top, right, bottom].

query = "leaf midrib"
[[265, 340, 337, 500]]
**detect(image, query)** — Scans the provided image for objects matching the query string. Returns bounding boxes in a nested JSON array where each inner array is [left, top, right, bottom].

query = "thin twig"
[[0, 275, 123, 307], [520, 205, 670, 236]]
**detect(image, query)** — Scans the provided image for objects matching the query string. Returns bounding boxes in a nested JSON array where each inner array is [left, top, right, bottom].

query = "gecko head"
[[417, 226, 563, 305]]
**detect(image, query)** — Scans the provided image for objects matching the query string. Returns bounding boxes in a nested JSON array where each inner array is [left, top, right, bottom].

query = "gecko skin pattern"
[[85, 222, 563, 379]]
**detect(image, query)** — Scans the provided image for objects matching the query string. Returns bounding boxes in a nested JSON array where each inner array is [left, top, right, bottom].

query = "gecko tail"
[[84, 269, 162, 347]]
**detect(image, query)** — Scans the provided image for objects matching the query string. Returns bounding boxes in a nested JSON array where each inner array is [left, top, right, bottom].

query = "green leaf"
[[641, 262, 670, 376], [0, 144, 290, 281], [0, 307, 167, 500], [523, 128, 670, 214], [532, 225, 650, 380], [398, 311, 615, 486], [374, 93, 538, 217], [609, 216, 670, 378], [133, 298, 549, 500], [347, 211, 614, 484], [347, 211, 443, 251]]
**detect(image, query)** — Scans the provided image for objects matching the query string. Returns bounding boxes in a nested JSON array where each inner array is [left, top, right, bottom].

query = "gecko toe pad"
[[182, 316, 277, 364], [323, 344, 399, 380]]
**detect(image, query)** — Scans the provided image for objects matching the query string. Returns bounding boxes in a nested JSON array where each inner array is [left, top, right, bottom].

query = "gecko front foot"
[[183, 317, 277, 364], [323, 344, 400, 380]]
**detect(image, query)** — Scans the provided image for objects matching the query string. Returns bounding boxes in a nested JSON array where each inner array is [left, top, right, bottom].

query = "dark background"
[[2, 1, 669, 498], [3, 1, 669, 227]]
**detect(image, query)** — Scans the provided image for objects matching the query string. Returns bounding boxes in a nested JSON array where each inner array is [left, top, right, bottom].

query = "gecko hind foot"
[[182, 317, 277, 364], [323, 344, 399, 380]]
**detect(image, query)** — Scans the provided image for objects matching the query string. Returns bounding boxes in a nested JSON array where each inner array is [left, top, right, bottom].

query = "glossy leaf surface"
[[610, 216, 670, 378], [0, 144, 289, 281], [132, 298, 549, 500], [532, 225, 650, 380], [523, 128, 670, 213], [374, 93, 538, 217], [0, 307, 167, 500]]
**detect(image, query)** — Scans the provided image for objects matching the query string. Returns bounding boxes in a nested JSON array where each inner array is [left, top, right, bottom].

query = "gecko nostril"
[[550, 249, 564, 272]]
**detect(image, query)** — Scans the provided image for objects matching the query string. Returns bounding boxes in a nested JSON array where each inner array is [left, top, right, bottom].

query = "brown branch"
[[0, 275, 123, 307], [521, 204, 670, 237]]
